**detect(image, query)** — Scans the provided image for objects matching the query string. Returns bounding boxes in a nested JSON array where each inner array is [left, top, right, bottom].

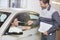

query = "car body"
[[0, 8, 40, 40]]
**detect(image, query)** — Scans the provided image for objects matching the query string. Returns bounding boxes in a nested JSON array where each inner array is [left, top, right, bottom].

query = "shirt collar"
[[42, 4, 51, 11], [47, 4, 51, 11]]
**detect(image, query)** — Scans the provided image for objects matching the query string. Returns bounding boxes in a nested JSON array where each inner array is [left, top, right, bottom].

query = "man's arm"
[[32, 18, 40, 26], [47, 11, 60, 34]]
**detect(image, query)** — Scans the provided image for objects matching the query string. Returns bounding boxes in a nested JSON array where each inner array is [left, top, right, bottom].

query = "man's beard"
[[41, 7, 46, 10]]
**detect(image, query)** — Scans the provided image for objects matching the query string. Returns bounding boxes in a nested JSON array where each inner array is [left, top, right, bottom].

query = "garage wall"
[[50, 0, 60, 14], [26, 0, 41, 13], [0, 0, 9, 8], [0, 0, 41, 13], [21, 0, 41, 13], [21, 0, 60, 14], [0, 0, 60, 14]]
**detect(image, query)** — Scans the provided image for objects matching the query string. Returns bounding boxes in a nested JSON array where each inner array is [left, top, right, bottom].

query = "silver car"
[[0, 8, 40, 40]]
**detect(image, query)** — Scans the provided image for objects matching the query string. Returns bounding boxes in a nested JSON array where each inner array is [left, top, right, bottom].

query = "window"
[[0, 0, 9, 8], [0, 12, 11, 27], [9, 0, 21, 8]]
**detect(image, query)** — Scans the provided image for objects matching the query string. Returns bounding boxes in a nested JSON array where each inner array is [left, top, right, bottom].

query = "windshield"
[[0, 12, 11, 27]]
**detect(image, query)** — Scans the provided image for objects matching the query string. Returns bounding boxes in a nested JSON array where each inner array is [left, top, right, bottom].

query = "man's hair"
[[40, 0, 50, 4]]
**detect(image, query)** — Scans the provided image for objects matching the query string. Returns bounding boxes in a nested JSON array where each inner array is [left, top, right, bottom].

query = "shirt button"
[[49, 33, 52, 35]]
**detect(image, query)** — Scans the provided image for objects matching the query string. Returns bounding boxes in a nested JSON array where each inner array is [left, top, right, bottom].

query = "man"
[[9, 18, 32, 33], [30, 0, 60, 40], [9, 18, 22, 33], [39, 0, 60, 40]]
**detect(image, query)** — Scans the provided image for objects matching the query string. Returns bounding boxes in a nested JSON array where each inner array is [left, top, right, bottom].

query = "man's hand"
[[43, 31, 48, 36], [22, 26, 31, 30], [27, 20, 33, 25]]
